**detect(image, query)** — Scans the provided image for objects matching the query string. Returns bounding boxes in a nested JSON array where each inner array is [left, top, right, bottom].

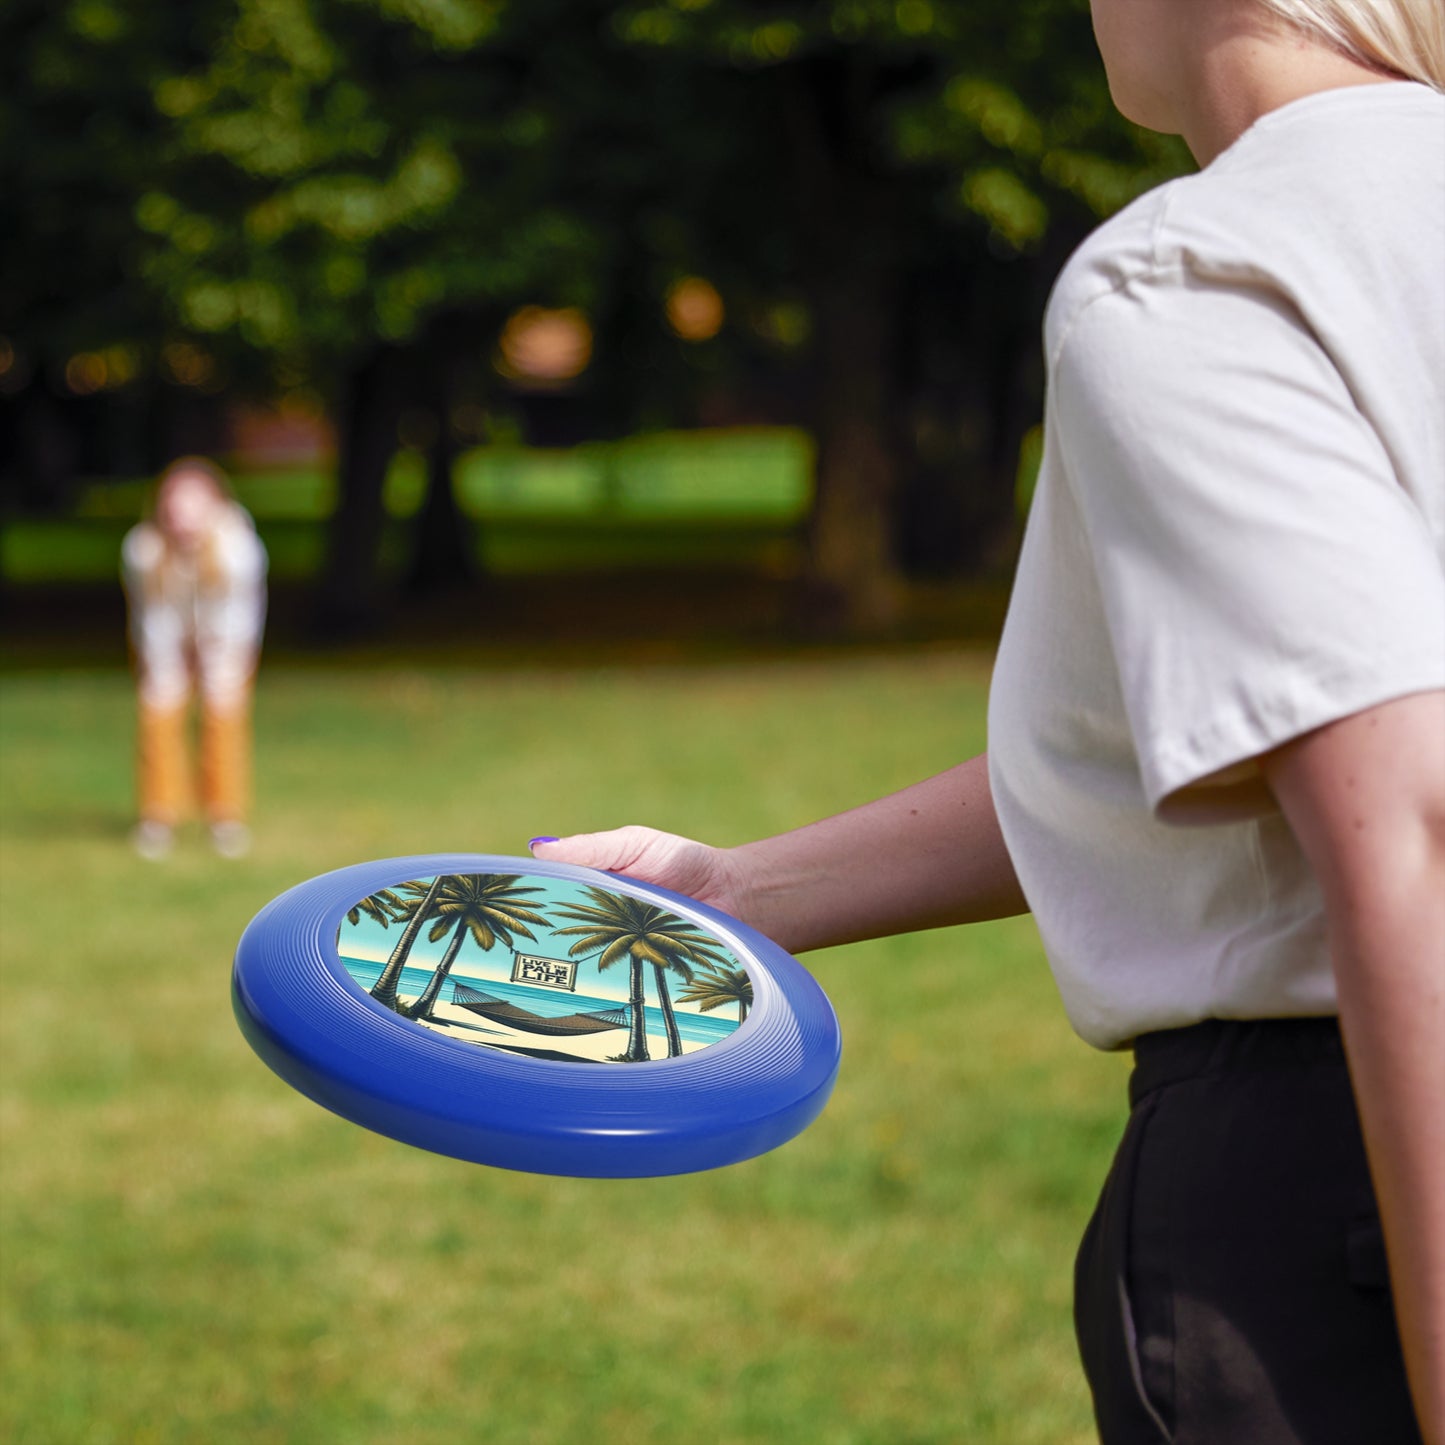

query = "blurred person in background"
[[533, 0, 1445, 1441], [122, 457, 267, 860]]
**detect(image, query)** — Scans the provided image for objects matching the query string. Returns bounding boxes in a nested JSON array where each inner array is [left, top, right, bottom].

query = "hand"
[[530, 826, 754, 922], [528, 756, 1026, 956]]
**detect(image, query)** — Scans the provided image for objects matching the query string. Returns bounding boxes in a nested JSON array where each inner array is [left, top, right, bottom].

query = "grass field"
[[0, 652, 1127, 1444]]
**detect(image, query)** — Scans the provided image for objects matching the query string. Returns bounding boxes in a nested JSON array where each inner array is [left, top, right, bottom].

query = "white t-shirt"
[[988, 82, 1445, 1051], [122, 503, 268, 709]]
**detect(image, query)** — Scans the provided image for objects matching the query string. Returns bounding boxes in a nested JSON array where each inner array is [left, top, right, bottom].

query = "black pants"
[[1074, 1018, 1422, 1445]]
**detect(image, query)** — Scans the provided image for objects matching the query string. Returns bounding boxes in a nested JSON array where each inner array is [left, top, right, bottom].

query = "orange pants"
[[137, 693, 252, 826]]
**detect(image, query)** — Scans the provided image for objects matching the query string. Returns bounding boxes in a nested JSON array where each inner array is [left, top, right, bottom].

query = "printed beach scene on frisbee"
[[232, 854, 840, 1177], [340, 872, 754, 1066]]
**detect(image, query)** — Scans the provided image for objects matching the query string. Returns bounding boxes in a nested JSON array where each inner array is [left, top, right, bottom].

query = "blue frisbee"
[[232, 854, 841, 1177]]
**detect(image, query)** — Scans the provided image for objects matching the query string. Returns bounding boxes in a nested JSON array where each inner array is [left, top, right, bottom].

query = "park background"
[[1, 2, 1192, 1440]]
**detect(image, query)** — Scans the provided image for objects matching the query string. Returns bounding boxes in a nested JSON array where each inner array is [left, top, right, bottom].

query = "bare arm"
[[1263, 690, 1445, 1445], [531, 752, 1027, 954]]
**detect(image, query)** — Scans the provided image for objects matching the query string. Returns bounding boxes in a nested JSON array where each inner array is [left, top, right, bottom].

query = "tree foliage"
[[1, 0, 1191, 624]]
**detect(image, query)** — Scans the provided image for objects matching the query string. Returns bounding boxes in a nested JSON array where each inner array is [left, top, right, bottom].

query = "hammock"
[[450, 982, 629, 1037]]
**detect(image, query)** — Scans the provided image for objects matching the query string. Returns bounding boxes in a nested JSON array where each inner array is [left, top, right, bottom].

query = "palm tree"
[[552, 889, 732, 1060], [368, 876, 447, 1010], [400, 875, 551, 1022], [676, 965, 753, 1025], [346, 889, 406, 929]]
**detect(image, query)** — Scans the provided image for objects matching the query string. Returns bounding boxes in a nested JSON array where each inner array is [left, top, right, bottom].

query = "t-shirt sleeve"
[[1053, 273, 1445, 822]]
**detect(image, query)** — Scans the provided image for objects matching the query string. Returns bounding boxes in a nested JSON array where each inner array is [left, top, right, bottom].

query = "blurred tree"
[[125, 0, 617, 632], [2, 0, 1189, 631], [605, 0, 1191, 625], [0, 0, 218, 508]]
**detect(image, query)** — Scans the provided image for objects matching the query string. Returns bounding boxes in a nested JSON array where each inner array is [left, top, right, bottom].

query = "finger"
[[529, 827, 655, 873]]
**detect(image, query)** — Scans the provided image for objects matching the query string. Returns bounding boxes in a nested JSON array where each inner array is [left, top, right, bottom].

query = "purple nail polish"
[[528, 836, 559, 849]]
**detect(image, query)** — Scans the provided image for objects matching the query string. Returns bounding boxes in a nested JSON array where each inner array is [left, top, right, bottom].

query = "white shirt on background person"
[[122, 502, 268, 711]]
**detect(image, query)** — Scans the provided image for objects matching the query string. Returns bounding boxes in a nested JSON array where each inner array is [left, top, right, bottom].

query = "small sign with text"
[[511, 953, 578, 992]]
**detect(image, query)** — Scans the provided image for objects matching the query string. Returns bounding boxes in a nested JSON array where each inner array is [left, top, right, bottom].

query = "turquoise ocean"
[[338, 955, 741, 1047]]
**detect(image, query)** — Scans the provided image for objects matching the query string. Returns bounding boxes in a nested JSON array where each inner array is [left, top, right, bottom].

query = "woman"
[[122, 457, 267, 859], [531, 2, 1444, 1440]]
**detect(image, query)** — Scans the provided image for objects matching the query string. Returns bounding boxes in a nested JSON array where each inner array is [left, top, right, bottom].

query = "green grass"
[[0, 654, 1127, 1444]]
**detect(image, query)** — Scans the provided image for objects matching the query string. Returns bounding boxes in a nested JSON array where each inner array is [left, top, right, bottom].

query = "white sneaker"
[[132, 820, 174, 861], [210, 821, 252, 859]]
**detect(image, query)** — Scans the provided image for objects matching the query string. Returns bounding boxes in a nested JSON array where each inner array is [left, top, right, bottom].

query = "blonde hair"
[[149, 456, 238, 594], [155, 455, 233, 507], [1258, 0, 1445, 89]]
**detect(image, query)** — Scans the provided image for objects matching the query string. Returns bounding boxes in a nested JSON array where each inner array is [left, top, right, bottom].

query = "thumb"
[[528, 826, 656, 873], [528, 827, 739, 917]]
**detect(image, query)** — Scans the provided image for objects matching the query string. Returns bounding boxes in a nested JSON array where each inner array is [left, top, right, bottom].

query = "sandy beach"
[[405, 993, 716, 1063]]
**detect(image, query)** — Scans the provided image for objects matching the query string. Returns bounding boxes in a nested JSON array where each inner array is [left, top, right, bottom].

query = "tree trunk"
[[403, 918, 468, 1021], [779, 58, 907, 635], [405, 348, 476, 597], [314, 345, 405, 641], [370, 875, 446, 1009], [894, 250, 1045, 579], [652, 964, 683, 1058], [804, 269, 904, 632], [8, 382, 81, 513], [404, 415, 473, 596], [623, 955, 650, 1061]]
